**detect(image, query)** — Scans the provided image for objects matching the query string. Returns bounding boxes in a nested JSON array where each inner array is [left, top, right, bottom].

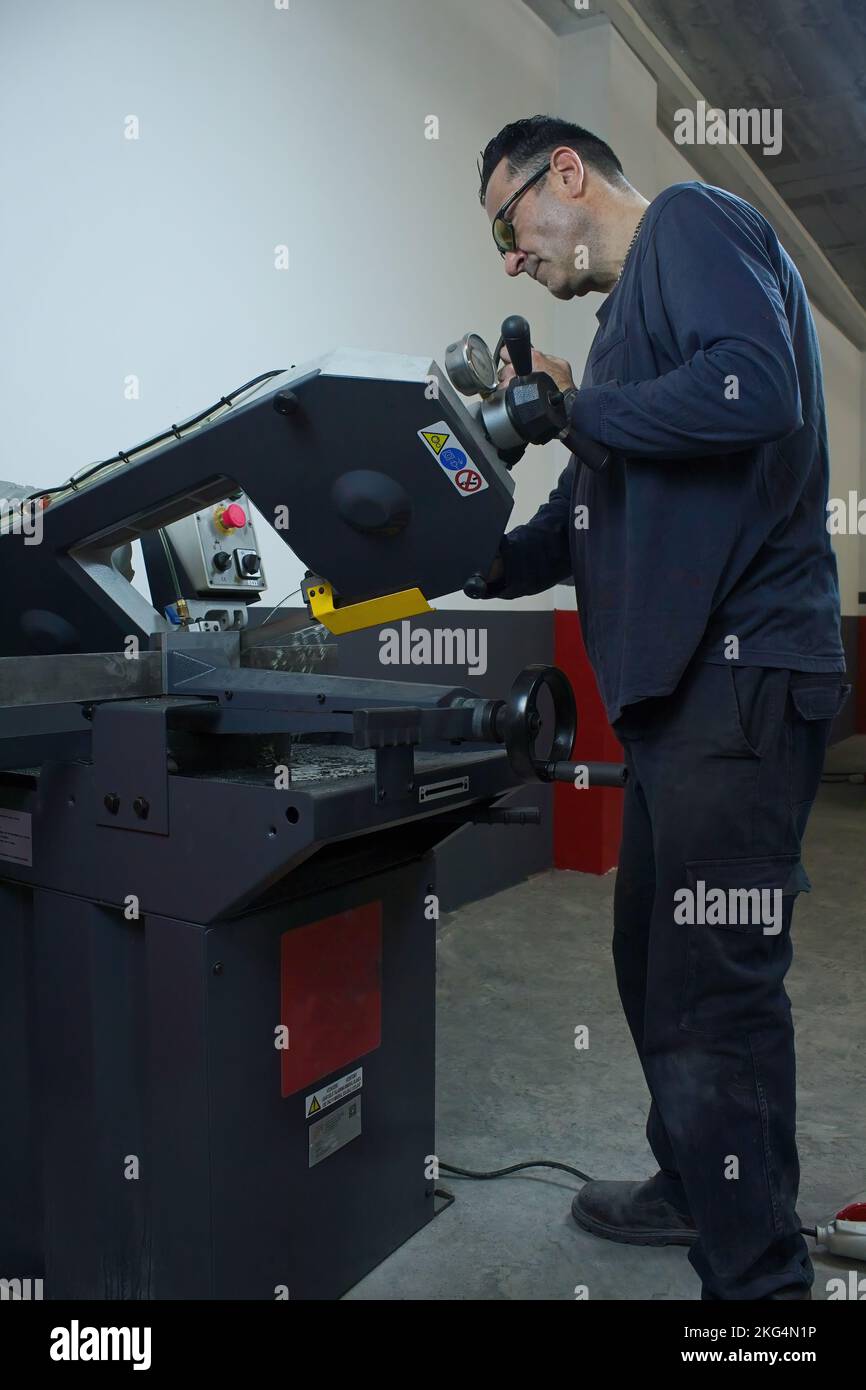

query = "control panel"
[[163, 493, 266, 595]]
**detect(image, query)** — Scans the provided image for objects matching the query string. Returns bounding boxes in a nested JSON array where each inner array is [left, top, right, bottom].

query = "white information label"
[[308, 1096, 362, 1168], [0, 809, 32, 866], [305, 1066, 363, 1119], [417, 421, 488, 497]]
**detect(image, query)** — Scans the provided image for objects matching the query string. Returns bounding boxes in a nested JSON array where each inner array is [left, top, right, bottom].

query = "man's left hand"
[[499, 345, 576, 394]]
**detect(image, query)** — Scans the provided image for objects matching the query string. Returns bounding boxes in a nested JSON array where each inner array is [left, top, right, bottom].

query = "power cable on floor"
[[440, 1158, 594, 1183], [438, 1158, 825, 1245]]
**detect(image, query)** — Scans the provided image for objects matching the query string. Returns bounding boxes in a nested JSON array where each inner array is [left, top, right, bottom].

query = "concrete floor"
[[348, 765, 866, 1301]]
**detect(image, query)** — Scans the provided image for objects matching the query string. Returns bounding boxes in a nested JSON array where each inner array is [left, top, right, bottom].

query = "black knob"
[[501, 314, 533, 377], [463, 572, 489, 599], [241, 553, 261, 575], [331, 470, 411, 536], [213, 551, 232, 572], [273, 390, 300, 416]]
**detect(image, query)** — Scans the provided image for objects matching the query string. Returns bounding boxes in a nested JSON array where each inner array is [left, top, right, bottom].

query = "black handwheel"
[[504, 664, 577, 781]]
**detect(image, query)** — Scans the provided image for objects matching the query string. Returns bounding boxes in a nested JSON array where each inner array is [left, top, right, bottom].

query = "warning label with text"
[[305, 1066, 363, 1119]]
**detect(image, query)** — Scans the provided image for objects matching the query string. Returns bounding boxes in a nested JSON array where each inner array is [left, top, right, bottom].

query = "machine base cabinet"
[[0, 856, 436, 1300]]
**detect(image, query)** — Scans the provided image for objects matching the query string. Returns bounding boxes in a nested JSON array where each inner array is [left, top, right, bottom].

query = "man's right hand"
[[499, 344, 576, 394]]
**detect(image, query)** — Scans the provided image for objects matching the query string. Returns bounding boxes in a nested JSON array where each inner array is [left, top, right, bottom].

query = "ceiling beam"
[[525, 0, 866, 346]]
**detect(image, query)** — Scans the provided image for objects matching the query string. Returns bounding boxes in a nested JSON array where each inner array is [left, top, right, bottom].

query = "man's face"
[[483, 152, 601, 299]]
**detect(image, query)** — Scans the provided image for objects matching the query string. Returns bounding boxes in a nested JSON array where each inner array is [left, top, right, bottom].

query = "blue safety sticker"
[[439, 446, 466, 471]]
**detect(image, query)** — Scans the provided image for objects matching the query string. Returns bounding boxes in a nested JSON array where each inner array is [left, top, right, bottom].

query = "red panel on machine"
[[280, 901, 383, 1098]]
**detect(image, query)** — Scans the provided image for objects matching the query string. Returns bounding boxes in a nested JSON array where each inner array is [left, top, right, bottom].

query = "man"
[[474, 115, 849, 1301]]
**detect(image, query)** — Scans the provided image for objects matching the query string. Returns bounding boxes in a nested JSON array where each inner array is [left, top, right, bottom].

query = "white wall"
[[654, 128, 704, 195], [0, 0, 557, 609]]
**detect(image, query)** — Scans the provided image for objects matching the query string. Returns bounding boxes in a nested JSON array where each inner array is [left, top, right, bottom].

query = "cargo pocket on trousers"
[[788, 676, 851, 815], [679, 854, 809, 1037]]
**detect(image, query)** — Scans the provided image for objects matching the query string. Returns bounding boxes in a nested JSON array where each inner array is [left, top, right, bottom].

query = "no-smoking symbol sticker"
[[455, 468, 482, 492]]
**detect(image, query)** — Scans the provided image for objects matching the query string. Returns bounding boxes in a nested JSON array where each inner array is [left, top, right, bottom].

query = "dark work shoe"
[[571, 1173, 698, 1247]]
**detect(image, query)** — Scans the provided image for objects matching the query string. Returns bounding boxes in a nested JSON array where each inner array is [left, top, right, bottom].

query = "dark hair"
[[478, 115, 624, 204]]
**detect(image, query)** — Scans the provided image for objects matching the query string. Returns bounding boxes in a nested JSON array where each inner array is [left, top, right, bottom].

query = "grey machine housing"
[[0, 348, 614, 1300]]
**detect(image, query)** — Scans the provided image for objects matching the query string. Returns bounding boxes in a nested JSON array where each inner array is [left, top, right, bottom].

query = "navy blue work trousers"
[[611, 660, 849, 1299]]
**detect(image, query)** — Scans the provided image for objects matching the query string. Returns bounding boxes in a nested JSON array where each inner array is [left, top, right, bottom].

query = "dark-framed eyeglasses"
[[492, 161, 550, 257]]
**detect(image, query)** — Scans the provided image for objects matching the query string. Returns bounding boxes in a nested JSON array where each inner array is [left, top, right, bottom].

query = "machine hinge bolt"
[[273, 390, 300, 416], [213, 962, 224, 975], [103, 793, 120, 814], [132, 796, 150, 819]]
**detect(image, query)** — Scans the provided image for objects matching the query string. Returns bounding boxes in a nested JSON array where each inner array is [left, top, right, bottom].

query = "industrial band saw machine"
[[0, 316, 624, 1299]]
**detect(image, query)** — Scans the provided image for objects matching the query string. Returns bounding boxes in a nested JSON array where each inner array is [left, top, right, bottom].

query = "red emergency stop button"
[[217, 502, 246, 531]]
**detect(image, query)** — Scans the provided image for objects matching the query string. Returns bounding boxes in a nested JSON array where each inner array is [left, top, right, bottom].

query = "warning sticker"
[[0, 809, 32, 866], [305, 1066, 362, 1120], [418, 420, 488, 497], [420, 430, 449, 456]]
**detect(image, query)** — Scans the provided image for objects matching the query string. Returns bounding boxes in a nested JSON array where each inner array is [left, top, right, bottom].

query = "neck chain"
[[615, 212, 646, 286]]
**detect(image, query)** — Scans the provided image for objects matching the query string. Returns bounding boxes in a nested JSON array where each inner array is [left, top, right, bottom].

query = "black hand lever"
[[547, 760, 628, 787], [501, 314, 533, 378]]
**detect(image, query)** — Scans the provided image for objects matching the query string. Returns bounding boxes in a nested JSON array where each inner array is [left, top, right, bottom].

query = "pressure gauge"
[[444, 332, 498, 396]]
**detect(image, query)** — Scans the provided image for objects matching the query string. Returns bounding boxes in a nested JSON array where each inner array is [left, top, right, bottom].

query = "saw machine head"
[[2, 349, 516, 658]]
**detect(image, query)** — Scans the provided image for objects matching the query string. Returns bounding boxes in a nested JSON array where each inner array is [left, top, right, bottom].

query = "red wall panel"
[[553, 611, 624, 875]]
